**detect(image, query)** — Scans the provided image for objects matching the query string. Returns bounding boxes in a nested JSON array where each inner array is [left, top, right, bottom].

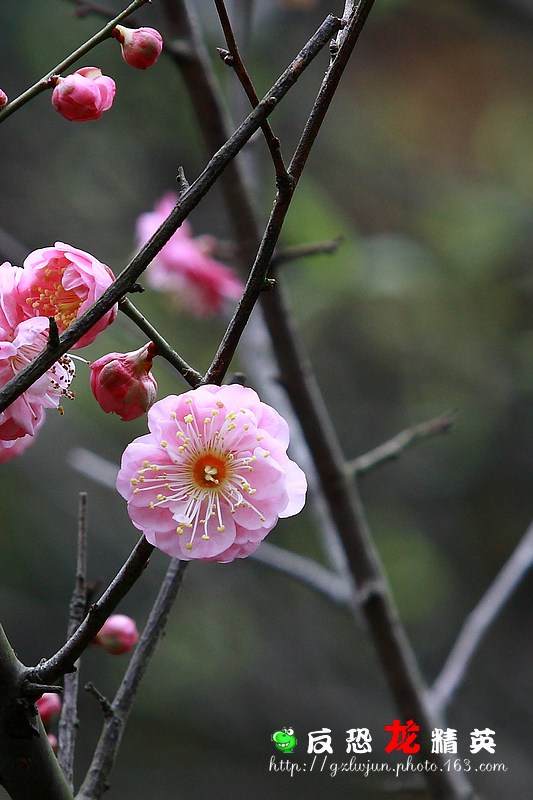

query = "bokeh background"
[[1, 0, 533, 797]]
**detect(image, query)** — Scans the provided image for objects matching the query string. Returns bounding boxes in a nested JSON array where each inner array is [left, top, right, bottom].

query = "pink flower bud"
[[90, 343, 158, 421], [112, 26, 163, 69], [0, 89, 8, 109], [51, 67, 115, 121], [36, 693, 62, 725], [93, 614, 139, 655], [48, 734, 58, 753]]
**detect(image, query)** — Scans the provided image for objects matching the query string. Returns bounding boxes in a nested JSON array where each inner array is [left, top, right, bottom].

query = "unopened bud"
[[36, 693, 62, 725], [112, 25, 163, 70], [51, 67, 115, 121], [90, 343, 158, 421], [0, 89, 8, 109], [93, 614, 139, 655]]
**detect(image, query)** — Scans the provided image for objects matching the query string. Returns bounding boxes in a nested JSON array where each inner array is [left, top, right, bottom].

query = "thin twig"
[[85, 683, 113, 719], [346, 412, 455, 476], [28, 536, 154, 686], [213, 0, 290, 185], [429, 519, 533, 716], [251, 542, 353, 606], [57, 494, 89, 789], [0, 0, 149, 124], [0, 13, 342, 415], [270, 236, 343, 267], [118, 298, 203, 388], [76, 560, 188, 800]]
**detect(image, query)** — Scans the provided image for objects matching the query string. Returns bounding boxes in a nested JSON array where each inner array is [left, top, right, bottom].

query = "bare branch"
[[118, 298, 203, 388], [213, 0, 290, 185], [270, 236, 343, 267], [57, 494, 89, 789], [346, 412, 455, 476], [76, 560, 188, 800], [29, 536, 154, 686], [251, 542, 354, 606], [430, 519, 533, 716]]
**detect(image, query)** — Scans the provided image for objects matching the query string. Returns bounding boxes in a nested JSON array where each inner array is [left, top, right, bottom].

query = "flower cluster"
[[136, 193, 243, 316], [51, 26, 163, 122], [117, 384, 307, 562], [0, 243, 116, 461]]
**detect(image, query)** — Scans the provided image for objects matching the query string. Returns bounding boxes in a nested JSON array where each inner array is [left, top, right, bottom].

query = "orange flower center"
[[192, 453, 228, 489]]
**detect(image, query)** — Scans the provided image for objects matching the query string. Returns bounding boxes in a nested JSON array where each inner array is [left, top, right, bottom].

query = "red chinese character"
[[384, 719, 420, 753]]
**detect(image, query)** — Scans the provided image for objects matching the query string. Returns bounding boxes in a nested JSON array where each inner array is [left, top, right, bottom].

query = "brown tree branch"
[[57, 494, 89, 789], [28, 536, 154, 686], [76, 559, 188, 800], [213, 0, 290, 185], [118, 298, 203, 388]]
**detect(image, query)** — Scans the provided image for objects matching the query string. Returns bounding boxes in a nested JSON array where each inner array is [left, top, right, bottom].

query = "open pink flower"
[[117, 385, 307, 562], [136, 193, 243, 316], [90, 343, 157, 421], [52, 67, 115, 122], [93, 614, 139, 655], [19, 242, 117, 349], [0, 263, 75, 459], [112, 25, 163, 69], [36, 693, 62, 726]]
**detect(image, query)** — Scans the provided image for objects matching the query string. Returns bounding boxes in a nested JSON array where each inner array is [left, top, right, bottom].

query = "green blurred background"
[[1, 0, 533, 797]]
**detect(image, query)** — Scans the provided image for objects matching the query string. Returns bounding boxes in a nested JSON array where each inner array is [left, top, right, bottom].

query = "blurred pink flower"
[[19, 242, 117, 349], [112, 25, 163, 69], [51, 67, 115, 122], [93, 614, 139, 655], [136, 193, 243, 316], [116, 384, 307, 562], [90, 342, 158, 421], [0, 89, 8, 109], [36, 693, 62, 726], [0, 262, 75, 460]]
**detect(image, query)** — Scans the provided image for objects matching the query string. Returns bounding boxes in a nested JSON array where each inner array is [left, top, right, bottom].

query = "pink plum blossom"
[[36, 693, 62, 726], [90, 343, 158, 421], [93, 614, 139, 655], [0, 262, 75, 460], [51, 67, 115, 122], [116, 384, 307, 562], [0, 89, 8, 109], [112, 25, 163, 69], [18, 242, 117, 349], [136, 193, 243, 316]]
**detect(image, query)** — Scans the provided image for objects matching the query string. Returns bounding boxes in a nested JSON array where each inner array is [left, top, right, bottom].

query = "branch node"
[[176, 165, 190, 195], [216, 47, 234, 66], [20, 680, 64, 700], [47, 317, 60, 350], [85, 682, 113, 719], [263, 278, 276, 292]]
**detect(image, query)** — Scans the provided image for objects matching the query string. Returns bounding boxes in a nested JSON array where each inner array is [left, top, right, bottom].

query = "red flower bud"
[[112, 26, 163, 70], [0, 89, 8, 109], [90, 343, 158, 421], [93, 614, 139, 655], [51, 67, 115, 122], [36, 693, 62, 725]]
